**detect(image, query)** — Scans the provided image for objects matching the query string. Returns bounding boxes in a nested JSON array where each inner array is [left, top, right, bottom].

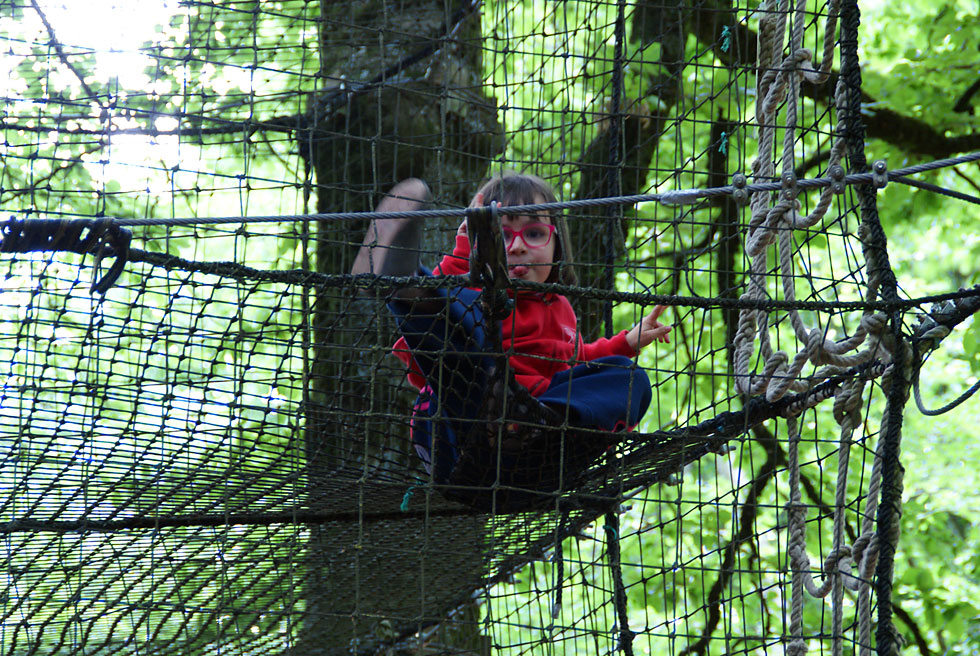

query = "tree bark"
[[295, 1, 502, 652]]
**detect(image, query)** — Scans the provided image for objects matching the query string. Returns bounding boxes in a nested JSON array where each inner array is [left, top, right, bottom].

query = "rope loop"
[[913, 365, 980, 416], [0, 217, 131, 294], [855, 532, 880, 579]]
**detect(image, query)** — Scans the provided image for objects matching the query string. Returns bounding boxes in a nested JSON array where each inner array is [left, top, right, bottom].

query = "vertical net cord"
[[603, 2, 632, 655], [838, 1, 909, 654]]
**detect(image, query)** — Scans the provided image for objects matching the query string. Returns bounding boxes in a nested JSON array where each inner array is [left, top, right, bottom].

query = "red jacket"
[[393, 234, 636, 396]]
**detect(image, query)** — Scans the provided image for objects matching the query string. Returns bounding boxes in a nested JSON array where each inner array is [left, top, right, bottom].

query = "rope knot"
[[852, 532, 880, 578], [861, 313, 888, 336], [832, 380, 863, 423], [763, 351, 792, 402], [917, 321, 951, 345], [788, 543, 811, 569], [803, 329, 825, 360], [821, 545, 852, 574], [787, 48, 816, 83], [0, 217, 131, 293]]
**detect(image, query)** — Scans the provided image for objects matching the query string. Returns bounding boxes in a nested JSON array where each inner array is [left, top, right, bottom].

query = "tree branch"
[[951, 166, 980, 197], [892, 602, 933, 656], [0, 115, 298, 138], [16, 0, 974, 169], [688, 0, 980, 160], [677, 424, 781, 656], [794, 147, 834, 179], [853, 99, 980, 158], [28, 0, 100, 102], [952, 76, 980, 114]]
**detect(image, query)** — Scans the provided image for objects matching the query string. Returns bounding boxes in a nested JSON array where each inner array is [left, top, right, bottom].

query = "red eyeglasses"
[[501, 222, 556, 249]]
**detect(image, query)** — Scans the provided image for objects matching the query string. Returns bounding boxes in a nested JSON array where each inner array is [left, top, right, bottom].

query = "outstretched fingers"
[[641, 306, 672, 346]]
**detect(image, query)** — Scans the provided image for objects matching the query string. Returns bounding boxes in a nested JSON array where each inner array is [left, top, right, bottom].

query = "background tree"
[[0, 0, 978, 654], [298, 1, 501, 651]]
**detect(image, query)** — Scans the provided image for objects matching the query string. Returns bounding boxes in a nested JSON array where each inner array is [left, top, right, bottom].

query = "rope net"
[[0, 0, 924, 654]]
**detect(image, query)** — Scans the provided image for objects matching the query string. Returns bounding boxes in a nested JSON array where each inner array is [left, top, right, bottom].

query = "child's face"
[[501, 210, 555, 284]]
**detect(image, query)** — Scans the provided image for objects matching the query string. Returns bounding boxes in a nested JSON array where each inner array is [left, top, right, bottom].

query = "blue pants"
[[390, 282, 652, 486]]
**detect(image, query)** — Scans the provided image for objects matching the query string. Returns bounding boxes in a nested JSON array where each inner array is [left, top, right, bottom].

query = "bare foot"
[[352, 179, 443, 308], [351, 178, 430, 278]]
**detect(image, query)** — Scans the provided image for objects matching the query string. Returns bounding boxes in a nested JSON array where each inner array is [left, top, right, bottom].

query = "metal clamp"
[[732, 172, 749, 206], [780, 172, 798, 201], [660, 188, 702, 206], [829, 164, 846, 195], [872, 159, 888, 189]]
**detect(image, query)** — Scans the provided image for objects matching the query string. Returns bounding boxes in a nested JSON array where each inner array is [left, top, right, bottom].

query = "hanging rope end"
[[0, 216, 132, 294], [90, 221, 133, 295]]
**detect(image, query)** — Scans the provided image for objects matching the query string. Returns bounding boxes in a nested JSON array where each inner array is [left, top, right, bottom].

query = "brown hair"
[[474, 172, 577, 285]]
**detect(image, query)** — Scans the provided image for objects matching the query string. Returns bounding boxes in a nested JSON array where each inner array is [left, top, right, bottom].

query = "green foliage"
[[2, 0, 980, 653], [860, 0, 978, 134], [895, 493, 980, 654]]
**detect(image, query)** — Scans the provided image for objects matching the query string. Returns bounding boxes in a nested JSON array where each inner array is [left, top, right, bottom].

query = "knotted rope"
[[0, 217, 131, 293], [467, 201, 513, 321], [733, 1, 905, 654]]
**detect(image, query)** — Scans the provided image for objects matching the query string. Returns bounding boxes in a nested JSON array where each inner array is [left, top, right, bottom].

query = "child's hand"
[[458, 192, 485, 237], [625, 305, 672, 352]]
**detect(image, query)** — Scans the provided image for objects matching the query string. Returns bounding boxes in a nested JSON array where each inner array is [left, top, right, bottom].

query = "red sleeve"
[[578, 330, 636, 362], [392, 336, 427, 390], [432, 234, 471, 276]]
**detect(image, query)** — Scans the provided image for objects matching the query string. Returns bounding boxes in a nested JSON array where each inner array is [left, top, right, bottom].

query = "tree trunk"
[[294, 1, 502, 653]]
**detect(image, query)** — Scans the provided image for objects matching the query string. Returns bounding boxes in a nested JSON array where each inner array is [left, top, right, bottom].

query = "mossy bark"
[[295, 1, 502, 653]]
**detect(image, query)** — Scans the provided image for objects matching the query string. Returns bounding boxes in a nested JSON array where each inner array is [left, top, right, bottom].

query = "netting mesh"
[[0, 0, 907, 654]]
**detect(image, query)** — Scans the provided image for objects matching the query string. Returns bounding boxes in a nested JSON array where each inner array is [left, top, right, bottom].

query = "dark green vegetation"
[[0, 0, 977, 654]]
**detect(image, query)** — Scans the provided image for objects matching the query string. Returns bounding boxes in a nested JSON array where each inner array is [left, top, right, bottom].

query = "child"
[[351, 174, 671, 510]]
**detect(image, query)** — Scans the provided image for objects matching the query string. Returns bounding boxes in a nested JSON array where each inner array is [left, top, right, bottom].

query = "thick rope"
[[734, 1, 911, 654], [467, 201, 513, 321], [92, 243, 980, 311], [737, 0, 865, 405], [0, 217, 131, 293]]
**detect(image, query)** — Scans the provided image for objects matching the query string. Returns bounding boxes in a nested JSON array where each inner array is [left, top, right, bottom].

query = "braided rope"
[[734, 2, 910, 654]]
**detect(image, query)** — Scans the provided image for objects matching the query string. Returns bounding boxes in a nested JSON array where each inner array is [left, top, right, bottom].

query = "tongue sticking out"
[[509, 265, 529, 278]]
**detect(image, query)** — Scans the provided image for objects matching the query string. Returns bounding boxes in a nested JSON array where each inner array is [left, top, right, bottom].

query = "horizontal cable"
[[890, 175, 980, 206], [8, 151, 970, 230]]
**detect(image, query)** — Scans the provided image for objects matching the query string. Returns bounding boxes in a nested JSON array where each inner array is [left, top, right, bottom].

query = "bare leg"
[[351, 178, 432, 303]]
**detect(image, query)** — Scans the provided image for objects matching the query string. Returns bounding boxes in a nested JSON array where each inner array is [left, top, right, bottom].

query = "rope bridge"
[[1, 0, 977, 654]]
